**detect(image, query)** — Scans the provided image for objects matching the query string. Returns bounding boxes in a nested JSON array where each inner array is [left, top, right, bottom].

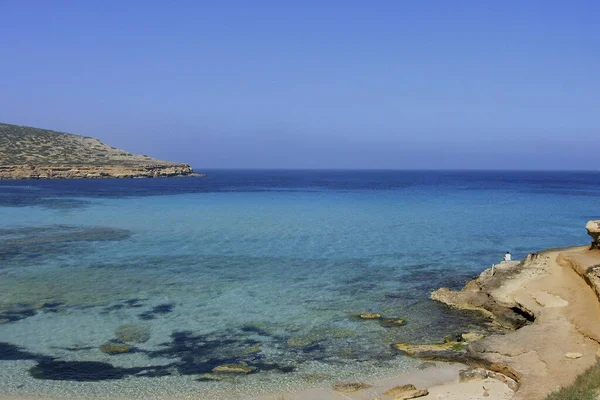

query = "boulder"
[[586, 220, 600, 249], [383, 384, 429, 399], [115, 324, 150, 343]]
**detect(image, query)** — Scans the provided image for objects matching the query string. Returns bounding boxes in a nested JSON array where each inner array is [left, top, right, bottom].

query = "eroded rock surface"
[[401, 245, 600, 400], [586, 220, 600, 249]]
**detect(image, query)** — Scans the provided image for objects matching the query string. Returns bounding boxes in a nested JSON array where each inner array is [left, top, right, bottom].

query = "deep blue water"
[[0, 170, 598, 398]]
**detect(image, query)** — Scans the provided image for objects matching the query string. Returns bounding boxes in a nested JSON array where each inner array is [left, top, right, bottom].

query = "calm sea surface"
[[0, 170, 598, 398]]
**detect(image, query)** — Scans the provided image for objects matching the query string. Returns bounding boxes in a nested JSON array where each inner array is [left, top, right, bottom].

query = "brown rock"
[[99, 343, 131, 354], [458, 368, 489, 382], [383, 384, 428, 399]]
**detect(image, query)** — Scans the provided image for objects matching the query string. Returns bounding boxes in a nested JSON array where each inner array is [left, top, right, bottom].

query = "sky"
[[0, 1, 598, 169]]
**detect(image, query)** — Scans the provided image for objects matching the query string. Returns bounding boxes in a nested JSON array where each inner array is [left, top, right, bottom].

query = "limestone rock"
[[565, 352, 583, 359], [331, 382, 372, 392], [212, 364, 256, 374], [359, 313, 381, 319], [383, 384, 428, 399], [458, 368, 489, 382], [115, 324, 150, 343], [586, 220, 600, 249], [99, 343, 132, 354], [461, 332, 485, 342]]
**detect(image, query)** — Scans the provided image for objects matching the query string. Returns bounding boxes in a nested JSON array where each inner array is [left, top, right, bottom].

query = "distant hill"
[[0, 122, 197, 179]]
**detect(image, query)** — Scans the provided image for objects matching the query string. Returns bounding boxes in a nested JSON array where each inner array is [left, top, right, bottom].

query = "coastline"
[[3, 223, 600, 399], [0, 164, 200, 179], [254, 223, 600, 399]]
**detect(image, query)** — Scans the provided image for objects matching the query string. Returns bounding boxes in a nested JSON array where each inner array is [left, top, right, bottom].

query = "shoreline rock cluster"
[[391, 220, 600, 400]]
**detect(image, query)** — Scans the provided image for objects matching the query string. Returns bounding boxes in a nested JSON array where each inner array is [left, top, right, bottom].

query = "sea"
[[0, 170, 598, 399]]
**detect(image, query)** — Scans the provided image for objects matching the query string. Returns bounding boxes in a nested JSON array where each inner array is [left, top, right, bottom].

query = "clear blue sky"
[[0, 1, 598, 169]]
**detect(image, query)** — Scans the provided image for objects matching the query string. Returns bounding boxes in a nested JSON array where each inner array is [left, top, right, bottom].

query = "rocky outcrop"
[[586, 220, 600, 249], [398, 243, 600, 400], [0, 164, 198, 179], [431, 260, 536, 329]]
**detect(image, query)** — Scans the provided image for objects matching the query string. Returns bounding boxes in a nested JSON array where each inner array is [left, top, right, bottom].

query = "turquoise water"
[[0, 170, 598, 398]]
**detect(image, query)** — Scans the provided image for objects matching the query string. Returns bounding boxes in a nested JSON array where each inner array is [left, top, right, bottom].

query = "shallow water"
[[0, 170, 598, 398]]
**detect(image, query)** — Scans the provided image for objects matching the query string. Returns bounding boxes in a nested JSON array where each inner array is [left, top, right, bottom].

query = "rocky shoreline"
[[0, 164, 201, 179], [388, 221, 600, 400]]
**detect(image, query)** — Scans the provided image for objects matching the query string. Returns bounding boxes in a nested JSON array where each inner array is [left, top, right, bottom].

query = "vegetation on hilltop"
[[0, 122, 176, 166]]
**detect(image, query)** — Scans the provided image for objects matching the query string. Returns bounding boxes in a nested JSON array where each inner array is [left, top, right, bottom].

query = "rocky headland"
[[0, 122, 199, 179]]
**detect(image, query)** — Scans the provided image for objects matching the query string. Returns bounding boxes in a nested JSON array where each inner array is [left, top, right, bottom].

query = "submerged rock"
[[380, 318, 406, 328], [383, 384, 429, 399], [196, 373, 227, 381], [115, 324, 150, 343], [287, 337, 317, 348], [99, 343, 132, 355], [359, 313, 381, 319], [212, 364, 257, 374], [331, 381, 372, 392]]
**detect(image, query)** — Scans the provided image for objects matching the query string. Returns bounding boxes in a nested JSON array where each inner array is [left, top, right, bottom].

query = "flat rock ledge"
[[0, 164, 201, 179], [398, 228, 600, 400]]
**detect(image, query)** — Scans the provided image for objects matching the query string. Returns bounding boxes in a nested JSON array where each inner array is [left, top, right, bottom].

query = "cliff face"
[[0, 122, 198, 179], [0, 164, 195, 179]]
